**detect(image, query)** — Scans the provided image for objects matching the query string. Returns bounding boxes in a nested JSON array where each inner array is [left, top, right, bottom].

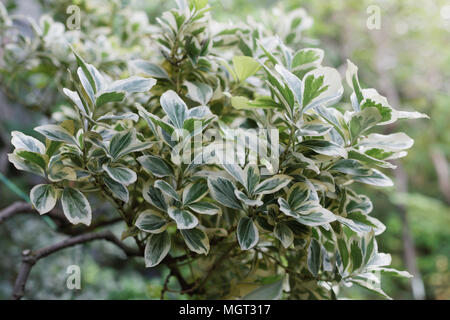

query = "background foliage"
[[0, 0, 448, 300]]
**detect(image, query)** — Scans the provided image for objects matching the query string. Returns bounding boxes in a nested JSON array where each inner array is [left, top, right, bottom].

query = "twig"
[[165, 261, 192, 292], [160, 271, 173, 300], [12, 230, 140, 300], [165, 242, 236, 295], [253, 247, 319, 282]]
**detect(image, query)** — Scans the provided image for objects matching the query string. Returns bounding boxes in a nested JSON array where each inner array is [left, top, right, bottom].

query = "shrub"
[[5, 0, 428, 299]]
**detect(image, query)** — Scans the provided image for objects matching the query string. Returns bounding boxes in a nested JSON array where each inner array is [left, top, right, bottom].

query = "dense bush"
[[4, 0, 428, 299]]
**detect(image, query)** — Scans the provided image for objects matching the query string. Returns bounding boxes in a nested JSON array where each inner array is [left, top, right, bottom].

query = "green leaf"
[[262, 64, 294, 109], [307, 238, 322, 277], [349, 107, 382, 140], [144, 231, 171, 267], [278, 198, 299, 218], [104, 175, 129, 203], [237, 216, 259, 250], [359, 90, 392, 123], [187, 106, 214, 119], [244, 164, 260, 195], [345, 60, 364, 108], [287, 182, 311, 210], [108, 130, 133, 159], [376, 267, 413, 278], [298, 121, 333, 137], [96, 77, 156, 107], [315, 105, 346, 134], [143, 182, 168, 211], [221, 163, 245, 187], [348, 149, 396, 169], [160, 90, 188, 128], [295, 207, 336, 227], [330, 159, 371, 176], [103, 164, 137, 186], [155, 180, 180, 201], [187, 201, 220, 215], [109, 76, 156, 93], [292, 48, 324, 70], [351, 279, 392, 300], [185, 81, 213, 105], [207, 176, 243, 210], [73, 49, 100, 94], [299, 140, 347, 158], [11, 131, 45, 154], [232, 56, 261, 82], [30, 184, 58, 215], [76, 66, 96, 105], [48, 165, 77, 182], [302, 67, 343, 111], [136, 105, 159, 134], [34, 124, 78, 146], [336, 215, 373, 235], [97, 112, 139, 122], [231, 96, 279, 110], [138, 155, 174, 177], [181, 228, 210, 254], [168, 206, 198, 229], [350, 241, 363, 271], [274, 223, 294, 248], [135, 210, 168, 234], [291, 152, 320, 174], [367, 252, 392, 268], [109, 130, 152, 160], [253, 175, 292, 195], [394, 110, 429, 121], [15, 150, 47, 170], [182, 117, 213, 136], [8, 153, 45, 177], [352, 169, 393, 187], [191, 0, 209, 10], [235, 190, 263, 207], [275, 64, 302, 107], [359, 133, 414, 151], [242, 278, 284, 300], [348, 212, 385, 235], [337, 237, 350, 271], [131, 60, 170, 79], [182, 181, 208, 205], [61, 187, 92, 226], [95, 91, 125, 107]]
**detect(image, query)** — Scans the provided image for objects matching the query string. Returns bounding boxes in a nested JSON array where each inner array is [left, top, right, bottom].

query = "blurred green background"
[[0, 0, 448, 299]]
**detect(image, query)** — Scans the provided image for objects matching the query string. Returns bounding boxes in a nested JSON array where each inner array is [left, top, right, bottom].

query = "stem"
[[12, 230, 140, 300]]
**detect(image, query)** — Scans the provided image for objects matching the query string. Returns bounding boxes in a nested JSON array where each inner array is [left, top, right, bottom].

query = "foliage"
[[2, 0, 431, 299]]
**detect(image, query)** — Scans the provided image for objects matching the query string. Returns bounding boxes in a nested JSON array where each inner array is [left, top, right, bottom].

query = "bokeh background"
[[0, 0, 448, 299]]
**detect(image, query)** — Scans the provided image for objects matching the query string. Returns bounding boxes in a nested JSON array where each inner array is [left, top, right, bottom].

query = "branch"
[[0, 201, 68, 226], [0, 201, 123, 235], [12, 230, 141, 300], [0, 201, 33, 224]]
